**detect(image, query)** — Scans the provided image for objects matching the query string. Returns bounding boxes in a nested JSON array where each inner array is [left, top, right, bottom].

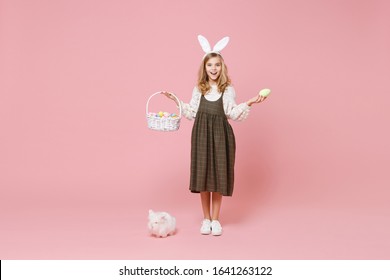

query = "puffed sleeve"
[[223, 86, 251, 121], [179, 87, 201, 120]]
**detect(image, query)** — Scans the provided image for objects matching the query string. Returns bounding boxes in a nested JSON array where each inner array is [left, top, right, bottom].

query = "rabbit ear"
[[213, 36, 230, 53], [159, 214, 167, 221], [198, 35, 212, 53]]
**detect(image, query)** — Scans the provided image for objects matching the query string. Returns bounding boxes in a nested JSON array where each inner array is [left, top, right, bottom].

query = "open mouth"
[[210, 72, 218, 75]]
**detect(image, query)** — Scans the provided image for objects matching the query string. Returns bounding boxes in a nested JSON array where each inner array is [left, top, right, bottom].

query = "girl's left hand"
[[246, 95, 267, 106]]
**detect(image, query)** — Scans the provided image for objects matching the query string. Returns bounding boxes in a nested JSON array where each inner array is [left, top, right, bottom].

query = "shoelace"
[[211, 221, 222, 230], [202, 220, 211, 227]]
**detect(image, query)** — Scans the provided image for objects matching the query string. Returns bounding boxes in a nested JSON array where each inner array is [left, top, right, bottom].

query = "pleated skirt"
[[189, 95, 236, 196]]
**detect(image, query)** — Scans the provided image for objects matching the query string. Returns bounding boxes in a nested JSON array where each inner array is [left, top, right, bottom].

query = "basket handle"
[[146, 92, 182, 118]]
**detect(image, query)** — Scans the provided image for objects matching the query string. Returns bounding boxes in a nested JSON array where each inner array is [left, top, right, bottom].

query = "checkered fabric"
[[190, 93, 236, 196]]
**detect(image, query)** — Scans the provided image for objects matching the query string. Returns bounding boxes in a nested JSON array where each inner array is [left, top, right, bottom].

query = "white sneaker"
[[200, 219, 211, 235], [211, 220, 222, 236]]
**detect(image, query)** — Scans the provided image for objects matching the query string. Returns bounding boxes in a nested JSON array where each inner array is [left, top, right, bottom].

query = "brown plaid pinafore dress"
[[190, 92, 236, 196]]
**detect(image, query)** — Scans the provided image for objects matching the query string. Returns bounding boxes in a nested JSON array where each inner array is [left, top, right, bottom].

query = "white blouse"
[[180, 85, 251, 121]]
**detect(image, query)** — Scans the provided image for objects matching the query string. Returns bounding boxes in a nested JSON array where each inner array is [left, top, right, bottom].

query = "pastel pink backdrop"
[[1, 0, 389, 259]]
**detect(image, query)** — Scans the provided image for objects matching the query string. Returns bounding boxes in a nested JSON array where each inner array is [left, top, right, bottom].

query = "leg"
[[210, 192, 223, 236], [211, 192, 222, 221], [200, 191, 211, 220], [200, 192, 212, 234]]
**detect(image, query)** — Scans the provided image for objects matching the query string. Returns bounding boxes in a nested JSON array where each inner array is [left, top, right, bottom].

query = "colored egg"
[[259, 88, 271, 97]]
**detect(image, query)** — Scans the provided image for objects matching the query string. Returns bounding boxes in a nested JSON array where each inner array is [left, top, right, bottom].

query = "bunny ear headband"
[[198, 35, 230, 59]]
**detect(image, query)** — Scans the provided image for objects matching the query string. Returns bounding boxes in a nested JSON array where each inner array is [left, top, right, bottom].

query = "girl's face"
[[205, 56, 222, 82]]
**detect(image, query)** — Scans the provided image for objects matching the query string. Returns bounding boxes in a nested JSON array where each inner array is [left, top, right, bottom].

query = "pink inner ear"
[[158, 215, 167, 223]]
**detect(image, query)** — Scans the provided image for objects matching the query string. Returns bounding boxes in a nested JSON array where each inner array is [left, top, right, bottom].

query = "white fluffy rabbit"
[[148, 210, 176, 238]]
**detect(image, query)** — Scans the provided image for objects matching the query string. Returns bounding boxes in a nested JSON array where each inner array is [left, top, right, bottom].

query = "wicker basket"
[[146, 92, 182, 131]]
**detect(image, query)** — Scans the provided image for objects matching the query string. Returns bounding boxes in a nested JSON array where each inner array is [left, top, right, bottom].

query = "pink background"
[[1, 0, 389, 259]]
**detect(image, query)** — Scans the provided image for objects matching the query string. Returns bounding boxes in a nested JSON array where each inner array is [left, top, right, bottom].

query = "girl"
[[162, 35, 267, 236]]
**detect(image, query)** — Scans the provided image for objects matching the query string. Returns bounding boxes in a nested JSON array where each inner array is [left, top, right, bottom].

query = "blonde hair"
[[197, 53, 231, 95]]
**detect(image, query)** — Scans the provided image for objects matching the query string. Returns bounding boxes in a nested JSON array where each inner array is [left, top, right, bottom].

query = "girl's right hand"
[[160, 91, 179, 105], [160, 91, 174, 99]]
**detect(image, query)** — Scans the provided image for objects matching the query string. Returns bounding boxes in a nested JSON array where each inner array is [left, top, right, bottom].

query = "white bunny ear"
[[198, 35, 212, 53], [213, 36, 230, 53]]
